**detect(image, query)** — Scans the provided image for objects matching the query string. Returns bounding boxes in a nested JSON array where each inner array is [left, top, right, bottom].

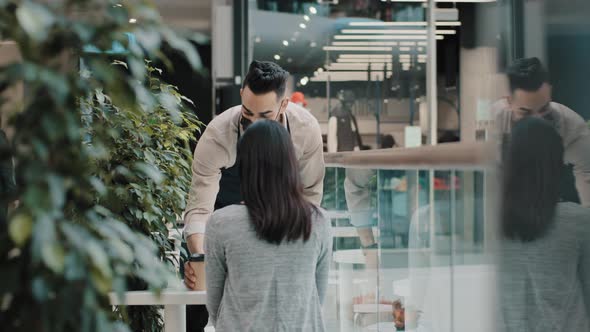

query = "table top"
[[109, 286, 207, 306], [353, 303, 393, 314]]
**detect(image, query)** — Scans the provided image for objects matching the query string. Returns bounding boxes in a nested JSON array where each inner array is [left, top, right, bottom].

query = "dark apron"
[[215, 114, 291, 209], [215, 124, 243, 209]]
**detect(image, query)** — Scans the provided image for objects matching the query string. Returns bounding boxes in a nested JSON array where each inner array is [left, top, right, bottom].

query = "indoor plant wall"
[[0, 1, 201, 331]]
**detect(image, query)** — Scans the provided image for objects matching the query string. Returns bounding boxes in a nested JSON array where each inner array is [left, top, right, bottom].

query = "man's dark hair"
[[501, 117, 563, 242], [507, 57, 549, 93], [239, 120, 318, 245], [242, 60, 289, 99]]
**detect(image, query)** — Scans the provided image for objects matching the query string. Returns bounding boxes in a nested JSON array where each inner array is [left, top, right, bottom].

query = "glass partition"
[[320, 164, 496, 332]]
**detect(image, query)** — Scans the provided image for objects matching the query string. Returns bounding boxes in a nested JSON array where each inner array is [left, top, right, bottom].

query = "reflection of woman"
[[205, 120, 332, 332], [499, 117, 590, 331]]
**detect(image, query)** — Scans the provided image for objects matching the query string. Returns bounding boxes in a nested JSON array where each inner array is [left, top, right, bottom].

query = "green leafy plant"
[[81, 61, 201, 331], [0, 1, 202, 331]]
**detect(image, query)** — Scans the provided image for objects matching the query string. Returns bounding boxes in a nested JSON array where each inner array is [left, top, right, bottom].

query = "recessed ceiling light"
[[300, 77, 309, 86], [349, 21, 462, 27], [283, 40, 289, 46], [334, 35, 444, 40], [304, 15, 310, 21], [332, 41, 399, 46], [129, 18, 137, 23], [299, 23, 307, 29], [323, 46, 393, 51], [274, 54, 281, 60], [309, 6, 317, 14], [341, 29, 456, 35]]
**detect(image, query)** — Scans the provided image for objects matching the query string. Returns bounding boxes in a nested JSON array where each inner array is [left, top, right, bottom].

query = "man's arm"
[[567, 133, 590, 207], [184, 125, 231, 253], [300, 120, 325, 205]]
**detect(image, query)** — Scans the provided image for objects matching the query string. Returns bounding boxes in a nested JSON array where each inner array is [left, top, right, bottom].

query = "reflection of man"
[[182, 60, 324, 331], [492, 57, 590, 206]]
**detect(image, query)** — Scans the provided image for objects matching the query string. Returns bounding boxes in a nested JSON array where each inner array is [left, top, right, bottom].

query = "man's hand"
[[184, 261, 198, 290]]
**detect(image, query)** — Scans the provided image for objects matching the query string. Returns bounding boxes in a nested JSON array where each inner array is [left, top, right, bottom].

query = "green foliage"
[[0, 1, 202, 331]]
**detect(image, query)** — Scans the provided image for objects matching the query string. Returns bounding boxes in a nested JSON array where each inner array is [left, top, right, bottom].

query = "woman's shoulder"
[[554, 202, 590, 234], [311, 207, 332, 235], [209, 205, 249, 228]]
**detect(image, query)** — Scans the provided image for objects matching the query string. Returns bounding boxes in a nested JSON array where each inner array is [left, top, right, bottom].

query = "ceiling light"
[[387, 0, 496, 2], [310, 41, 317, 47], [341, 29, 456, 35], [332, 41, 399, 46], [283, 40, 289, 46], [304, 15, 310, 21], [323, 46, 393, 51], [317, 67, 324, 73], [336, 58, 392, 63], [255, 36, 262, 43], [129, 18, 137, 23], [114, 3, 123, 7], [299, 23, 307, 29], [349, 21, 462, 27], [309, 6, 317, 14], [400, 47, 412, 52], [274, 54, 281, 60], [339, 54, 392, 58], [311, 71, 392, 82], [327, 63, 392, 71], [342, 29, 426, 34], [334, 35, 444, 40], [300, 76, 309, 86]]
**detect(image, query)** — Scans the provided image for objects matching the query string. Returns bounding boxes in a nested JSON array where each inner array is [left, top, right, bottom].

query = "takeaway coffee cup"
[[188, 253, 206, 291]]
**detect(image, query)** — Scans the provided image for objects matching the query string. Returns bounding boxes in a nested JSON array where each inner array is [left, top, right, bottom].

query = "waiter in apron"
[[182, 61, 325, 331]]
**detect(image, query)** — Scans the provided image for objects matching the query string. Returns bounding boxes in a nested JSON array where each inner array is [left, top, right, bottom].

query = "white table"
[[109, 286, 206, 332]]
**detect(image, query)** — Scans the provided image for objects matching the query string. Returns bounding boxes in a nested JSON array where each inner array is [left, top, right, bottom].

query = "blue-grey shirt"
[[204, 205, 332, 332]]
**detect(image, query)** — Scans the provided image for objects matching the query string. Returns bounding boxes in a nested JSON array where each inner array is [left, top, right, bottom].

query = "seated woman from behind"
[[205, 120, 332, 332], [499, 117, 590, 331]]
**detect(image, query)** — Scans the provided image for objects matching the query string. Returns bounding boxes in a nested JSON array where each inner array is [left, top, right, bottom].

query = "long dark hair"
[[238, 120, 317, 244], [501, 117, 563, 242]]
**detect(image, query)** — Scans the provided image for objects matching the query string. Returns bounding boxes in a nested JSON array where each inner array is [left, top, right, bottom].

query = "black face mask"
[[240, 116, 253, 131]]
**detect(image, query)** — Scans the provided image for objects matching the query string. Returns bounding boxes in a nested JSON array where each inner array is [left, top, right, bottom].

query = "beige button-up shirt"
[[183, 102, 325, 237], [492, 99, 590, 207]]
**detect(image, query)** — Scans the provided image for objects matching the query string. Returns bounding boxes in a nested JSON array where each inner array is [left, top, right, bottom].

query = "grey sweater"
[[204, 205, 332, 332], [499, 202, 590, 331]]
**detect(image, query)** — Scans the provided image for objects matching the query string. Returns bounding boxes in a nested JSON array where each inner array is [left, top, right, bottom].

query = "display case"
[[320, 143, 499, 332]]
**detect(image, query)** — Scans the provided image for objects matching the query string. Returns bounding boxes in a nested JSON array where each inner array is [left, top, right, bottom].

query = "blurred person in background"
[[499, 117, 590, 331], [290, 91, 308, 109], [492, 57, 590, 207]]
